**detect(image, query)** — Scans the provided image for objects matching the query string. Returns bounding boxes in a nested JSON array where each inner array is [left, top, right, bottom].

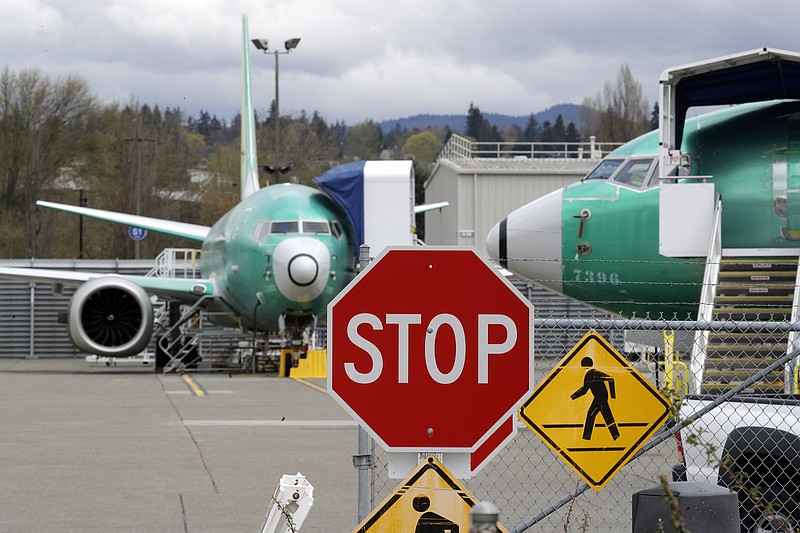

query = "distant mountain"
[[378, 103, 583, 135]]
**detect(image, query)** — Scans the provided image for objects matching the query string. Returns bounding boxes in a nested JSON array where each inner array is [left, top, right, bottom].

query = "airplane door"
[[776, 119, 800, 240], [788, 154, 800, 236]]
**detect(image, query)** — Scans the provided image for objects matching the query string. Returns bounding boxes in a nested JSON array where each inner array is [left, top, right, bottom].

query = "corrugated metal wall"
[[424, 158, 596, 256], [0, 261, 615, 360]]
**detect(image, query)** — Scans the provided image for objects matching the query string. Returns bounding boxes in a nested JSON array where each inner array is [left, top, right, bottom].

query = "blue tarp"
[[313, 161, 366, 252]]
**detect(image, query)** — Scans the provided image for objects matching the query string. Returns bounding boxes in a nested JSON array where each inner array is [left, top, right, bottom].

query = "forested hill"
[[378, 103, 582, 135]]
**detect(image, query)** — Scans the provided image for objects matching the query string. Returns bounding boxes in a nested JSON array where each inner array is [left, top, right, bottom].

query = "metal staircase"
[[146, 248, 273, 373], [700, 257, 797, 394], [691, 197, 800, 394]]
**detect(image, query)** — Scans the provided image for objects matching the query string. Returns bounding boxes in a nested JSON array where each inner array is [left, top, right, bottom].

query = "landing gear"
[[278, 312, 317, 362]]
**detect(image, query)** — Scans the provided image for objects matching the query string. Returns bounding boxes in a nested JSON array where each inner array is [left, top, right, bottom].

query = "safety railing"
[[437, 133, 623, 160]]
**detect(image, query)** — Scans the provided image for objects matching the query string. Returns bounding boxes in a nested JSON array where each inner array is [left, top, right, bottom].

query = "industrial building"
[[423, 134, 619, 256]]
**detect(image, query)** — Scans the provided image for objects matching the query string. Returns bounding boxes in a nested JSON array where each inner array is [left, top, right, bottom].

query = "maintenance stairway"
[[147, 248, 280, 373], [699, 255, 798, 394]]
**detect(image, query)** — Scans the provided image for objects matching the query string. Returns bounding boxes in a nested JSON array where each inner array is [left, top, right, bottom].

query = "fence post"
[[354, 244, 374, 523], [470, 501, 500, 532]]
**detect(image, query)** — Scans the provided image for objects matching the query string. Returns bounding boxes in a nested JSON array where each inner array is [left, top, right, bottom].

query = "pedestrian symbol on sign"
[[412, 494, 459, 532], [570, 356, 620, 441], [519, 330, 671, 490]]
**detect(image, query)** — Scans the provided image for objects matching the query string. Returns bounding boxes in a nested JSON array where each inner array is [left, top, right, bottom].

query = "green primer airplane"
[[487, 49, 800, 318], [0, 15, 357, 357]]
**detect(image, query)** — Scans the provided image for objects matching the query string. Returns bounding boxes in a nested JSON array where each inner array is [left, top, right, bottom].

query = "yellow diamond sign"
[[355, 455, 508, 532], [520, 330, 671, 491]]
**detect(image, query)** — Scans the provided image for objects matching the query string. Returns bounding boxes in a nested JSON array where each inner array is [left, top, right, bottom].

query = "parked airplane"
[[0, 15, 358, 358], [486, 49, 800, 319]]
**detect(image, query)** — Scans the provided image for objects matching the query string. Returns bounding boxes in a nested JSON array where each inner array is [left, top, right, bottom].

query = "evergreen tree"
[[650, 102, 660, 131], [343, 120, 383, 160], [552, 115, 567, 142], [540, 120, 553, 156], [565, 121, 581, 143], [522, 113, 540, 142], [465, 103, 485, 139]]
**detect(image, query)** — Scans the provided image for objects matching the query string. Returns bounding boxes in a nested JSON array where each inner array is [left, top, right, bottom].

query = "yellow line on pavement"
[[291, 377, 327, 394], [181, 373, 206, 397]]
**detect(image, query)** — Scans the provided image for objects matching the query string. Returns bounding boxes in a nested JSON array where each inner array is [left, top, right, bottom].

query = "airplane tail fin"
[[240, 14, 260, 200]]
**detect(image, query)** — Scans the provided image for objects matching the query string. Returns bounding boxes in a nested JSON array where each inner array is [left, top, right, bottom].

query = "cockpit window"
[[303, 221, 330, 234], [612, 158, 655, 188], [253, 220, 333, 240], [270, 221, 299, 234], [584, 159, 625, 180], [331, 220, 343, 239]]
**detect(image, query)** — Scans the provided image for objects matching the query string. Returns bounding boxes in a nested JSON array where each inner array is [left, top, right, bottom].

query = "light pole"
[[122, 117, 157, 260], [251, 36, 301, 180]]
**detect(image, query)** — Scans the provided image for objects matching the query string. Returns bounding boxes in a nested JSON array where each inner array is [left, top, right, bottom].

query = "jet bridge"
[[658, 48, 800, 257]]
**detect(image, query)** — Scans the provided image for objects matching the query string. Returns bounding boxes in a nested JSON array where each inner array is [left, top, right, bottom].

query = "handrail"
[[789, 252, 800, 393], [147, 248, 201, 279], [689, 193, 723, 394], [437, 134, 623, 160]]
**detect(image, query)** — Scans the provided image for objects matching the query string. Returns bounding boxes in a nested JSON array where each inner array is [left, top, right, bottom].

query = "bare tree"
[[581, 64, 650, 142], [0, 67, 99, 256]]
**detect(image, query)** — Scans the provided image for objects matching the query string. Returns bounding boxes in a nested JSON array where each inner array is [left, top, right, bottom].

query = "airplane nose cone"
[[486, 188, 563, 292], [288, 254, 319, 286], [272, 237, 331, 303], [485, 219, 506, 267]]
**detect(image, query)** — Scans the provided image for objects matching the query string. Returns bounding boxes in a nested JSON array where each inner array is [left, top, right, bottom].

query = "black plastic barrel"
[[632, 481, 739, 532]]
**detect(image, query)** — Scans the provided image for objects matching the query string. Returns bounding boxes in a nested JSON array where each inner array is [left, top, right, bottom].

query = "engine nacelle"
[[67, 277, 154, 357]]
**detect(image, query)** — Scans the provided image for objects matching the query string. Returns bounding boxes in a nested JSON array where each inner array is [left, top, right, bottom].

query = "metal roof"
[[438, 157, 598, 174]]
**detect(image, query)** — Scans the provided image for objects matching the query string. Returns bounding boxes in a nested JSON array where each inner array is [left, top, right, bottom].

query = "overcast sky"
[[2, 1, 798, 125]]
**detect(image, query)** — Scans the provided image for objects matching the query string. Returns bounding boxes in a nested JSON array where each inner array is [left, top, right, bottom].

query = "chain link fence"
[[360, 312, 800, 532]]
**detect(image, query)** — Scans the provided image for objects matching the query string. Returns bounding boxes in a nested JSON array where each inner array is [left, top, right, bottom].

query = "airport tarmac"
[[0, 358, 357, 532], [0, 357, 680, 532]]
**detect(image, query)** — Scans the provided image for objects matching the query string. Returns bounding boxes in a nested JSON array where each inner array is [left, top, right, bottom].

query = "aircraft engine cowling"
[[67, 277, 154, 357]]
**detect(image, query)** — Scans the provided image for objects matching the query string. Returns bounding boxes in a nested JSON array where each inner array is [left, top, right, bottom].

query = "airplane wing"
[[0, 267, 219, 302], [37, 200, 211, 242], [414, 201, 449, 214]]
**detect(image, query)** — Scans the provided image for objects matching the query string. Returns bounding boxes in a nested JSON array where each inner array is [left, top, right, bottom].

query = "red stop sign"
[[328, 247, 534, 452]]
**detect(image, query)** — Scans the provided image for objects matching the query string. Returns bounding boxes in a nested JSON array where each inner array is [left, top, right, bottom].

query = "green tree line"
[[0, 63, 650, 259]]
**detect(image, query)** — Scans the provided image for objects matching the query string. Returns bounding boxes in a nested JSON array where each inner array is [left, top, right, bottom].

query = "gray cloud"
[[1, 0, 798, 124]]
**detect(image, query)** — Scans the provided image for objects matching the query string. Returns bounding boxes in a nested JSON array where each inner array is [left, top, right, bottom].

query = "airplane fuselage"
[[488, 100, 800, 317], [202, 183, 356, 332]]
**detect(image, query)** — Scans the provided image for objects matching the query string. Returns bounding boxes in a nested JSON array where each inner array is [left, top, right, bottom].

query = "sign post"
[[328, 247, 534, 477]]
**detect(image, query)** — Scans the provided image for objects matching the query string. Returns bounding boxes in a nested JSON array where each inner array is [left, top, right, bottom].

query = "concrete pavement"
[[0, 358, 357, 532]]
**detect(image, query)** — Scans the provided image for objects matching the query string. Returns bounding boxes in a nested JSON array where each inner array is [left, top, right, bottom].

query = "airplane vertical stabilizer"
[[241, 14, 260, 200]]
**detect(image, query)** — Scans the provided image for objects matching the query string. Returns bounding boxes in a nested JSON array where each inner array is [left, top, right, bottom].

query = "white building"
[[424, 135, 619, 256]]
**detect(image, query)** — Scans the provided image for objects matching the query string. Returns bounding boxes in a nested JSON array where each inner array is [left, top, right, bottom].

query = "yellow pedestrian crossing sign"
[[520, 331, 671, 491], [354, 455, 508, 532]]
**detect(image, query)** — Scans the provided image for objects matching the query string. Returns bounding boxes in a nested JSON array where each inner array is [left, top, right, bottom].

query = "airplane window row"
[[583, 157, 658, 190], [253, 220, 344, 240]]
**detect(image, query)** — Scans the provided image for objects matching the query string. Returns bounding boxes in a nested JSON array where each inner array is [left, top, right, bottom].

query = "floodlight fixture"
[[250, 34, 303, 182], [251, 38, 269, 51]]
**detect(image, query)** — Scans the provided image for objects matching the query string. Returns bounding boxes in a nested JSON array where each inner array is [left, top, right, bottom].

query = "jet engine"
[[67, 277, 154, 357]]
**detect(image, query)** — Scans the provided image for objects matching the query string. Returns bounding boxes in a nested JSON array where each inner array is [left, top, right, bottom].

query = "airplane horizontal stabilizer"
[[414, 201, 449, 214], [0, 267, 94, 285], [37, 201, 210, 242]]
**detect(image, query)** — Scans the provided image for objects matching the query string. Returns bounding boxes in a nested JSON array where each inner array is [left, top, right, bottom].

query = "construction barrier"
[[279, 349, 327, 378]]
